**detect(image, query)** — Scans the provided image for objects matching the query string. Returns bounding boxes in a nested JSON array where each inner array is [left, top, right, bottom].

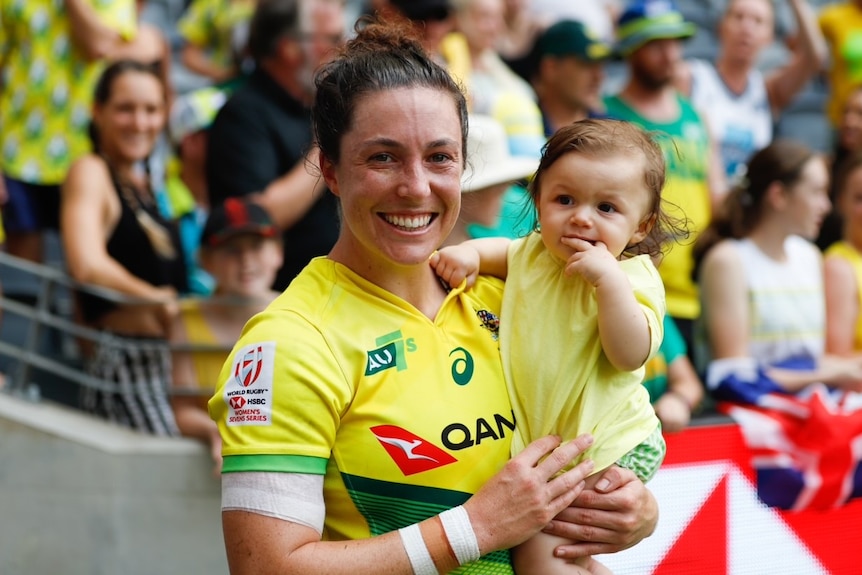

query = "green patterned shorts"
[[615, 424, 666, 483]]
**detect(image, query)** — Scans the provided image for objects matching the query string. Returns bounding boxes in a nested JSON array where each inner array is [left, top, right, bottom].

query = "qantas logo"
[[370, 425, 457, 475]]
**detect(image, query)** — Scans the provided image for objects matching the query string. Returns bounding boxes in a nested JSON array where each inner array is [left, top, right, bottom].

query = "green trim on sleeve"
[[222, 454, 329, 474]]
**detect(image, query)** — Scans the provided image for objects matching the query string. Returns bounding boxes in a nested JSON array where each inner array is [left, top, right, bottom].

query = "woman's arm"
[[765, 0, 827, 114], [700, 241, 750, 361], [824, 254, 859, 356], [222, 434, 596, 575], [654, 355, 704, 432], [63, 0, 130, 62], [61, 156, 176, 302]]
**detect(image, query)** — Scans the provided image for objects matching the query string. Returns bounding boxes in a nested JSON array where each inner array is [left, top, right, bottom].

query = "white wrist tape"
[[398, 524, 437, 575], [439, 505, 481, 566]]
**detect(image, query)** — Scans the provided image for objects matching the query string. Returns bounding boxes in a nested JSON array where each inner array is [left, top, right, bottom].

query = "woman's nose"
[[397, 160, 431, 198]]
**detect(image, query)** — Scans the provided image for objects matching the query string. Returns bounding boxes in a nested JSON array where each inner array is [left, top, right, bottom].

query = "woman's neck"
[[329, 245, 449, 320], [747, 223, 789, 261], [715, 56, 752, 95]]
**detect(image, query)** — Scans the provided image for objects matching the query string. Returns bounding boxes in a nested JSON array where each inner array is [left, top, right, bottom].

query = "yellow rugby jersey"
[[210, 258, 516, 573]]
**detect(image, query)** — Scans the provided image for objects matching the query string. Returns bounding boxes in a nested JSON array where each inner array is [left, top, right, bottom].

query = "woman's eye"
[[430, 152, 453, 163], [371, 153, 393, 163]]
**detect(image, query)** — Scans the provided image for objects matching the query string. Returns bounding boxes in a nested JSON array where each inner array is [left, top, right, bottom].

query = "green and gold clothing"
[[603, 94, 712, 321], [0, 0, 136, 184], [210, 258, 515, 573]]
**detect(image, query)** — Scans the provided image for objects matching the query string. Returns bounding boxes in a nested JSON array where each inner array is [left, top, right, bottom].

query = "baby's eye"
[[598, 202, 617, 213], [557, 195, 574, 206]]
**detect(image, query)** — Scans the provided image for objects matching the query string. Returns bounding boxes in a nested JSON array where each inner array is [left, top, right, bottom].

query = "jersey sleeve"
[[94, 0, 138, 41], [209, 307, 354, 475]]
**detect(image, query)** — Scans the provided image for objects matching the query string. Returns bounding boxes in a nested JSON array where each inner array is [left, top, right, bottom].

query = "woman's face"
[[840, 89, 862, 152], [322, 86, 464, 273], [719, 0, 774, 64], [93, 71, 165, 164], [457, 0, 505, 53], [784, 156, 831, 240]]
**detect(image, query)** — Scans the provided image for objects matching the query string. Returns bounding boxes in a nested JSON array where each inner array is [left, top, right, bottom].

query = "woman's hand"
[[464, 434, 595, 555], [543, 465, 658, 559], [654, 392, 691, 433]]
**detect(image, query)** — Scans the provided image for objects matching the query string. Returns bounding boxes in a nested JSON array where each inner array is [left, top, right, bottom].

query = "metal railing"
[[0, 251, 234, 405]]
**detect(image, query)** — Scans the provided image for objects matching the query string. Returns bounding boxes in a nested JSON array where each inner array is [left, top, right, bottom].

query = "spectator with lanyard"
[[209, 16, 658, 574], [61, 59, 187, 436]]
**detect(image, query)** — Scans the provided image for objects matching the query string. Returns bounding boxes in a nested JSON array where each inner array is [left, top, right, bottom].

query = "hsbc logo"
[[229, 396, 246, 409]]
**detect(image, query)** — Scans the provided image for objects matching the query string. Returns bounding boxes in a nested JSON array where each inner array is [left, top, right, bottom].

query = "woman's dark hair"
[[832, 149, 862, 212], [529, 118, 688, 259], [692, 139, 817, 278], [312, 15, 469, 166], [88, 59, 164, 154]]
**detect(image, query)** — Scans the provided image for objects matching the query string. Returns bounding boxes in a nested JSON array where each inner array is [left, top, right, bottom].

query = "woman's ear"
[[319, 151, 340, 197], [766, 180, 788, 210]]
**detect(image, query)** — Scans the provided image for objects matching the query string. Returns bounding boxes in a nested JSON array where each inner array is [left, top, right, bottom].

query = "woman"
[[674, 0, 826, 182], [209, 18, 657, 574], [61, 59, 187, 436], [694, 139, 862, 396], [824, 151, 862, 356]]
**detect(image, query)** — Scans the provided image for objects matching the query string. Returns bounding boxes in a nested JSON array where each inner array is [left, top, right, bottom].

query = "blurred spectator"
[[0, 0, 137, 264], [177, 0, 257, 87], [165, 86, 229, 294], [818, 0, 862, 131], [447, 0, 545, 157], [642, 315, 704, 432], [442, 114, 538, 246], [206, 0, 344, 290], [824, 151, 862, 355], [61, 60, 187, 436], [171, 197, 282, 475], [379, 0, 459, 64], [603, 0, 720, 357], [674, 0, 826, 183], [527, 19, 611, 137], [817, 85, 862, 250], [111, 0, 175, 102], [692, 139, 862, 394]]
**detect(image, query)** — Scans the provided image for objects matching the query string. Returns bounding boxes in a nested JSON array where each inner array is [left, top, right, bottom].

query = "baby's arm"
[[595, 267, 653, 372], [430, 238, 511, 289]]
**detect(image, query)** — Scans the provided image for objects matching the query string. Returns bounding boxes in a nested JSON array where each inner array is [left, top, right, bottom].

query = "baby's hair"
[[529, 118, 686, 258]]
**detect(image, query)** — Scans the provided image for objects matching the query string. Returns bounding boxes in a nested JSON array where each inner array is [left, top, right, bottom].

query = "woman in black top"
[[61, 60, 187, 436]]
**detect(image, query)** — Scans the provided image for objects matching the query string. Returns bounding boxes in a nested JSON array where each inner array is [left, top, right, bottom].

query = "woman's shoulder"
[[63, 154, 112, 195]]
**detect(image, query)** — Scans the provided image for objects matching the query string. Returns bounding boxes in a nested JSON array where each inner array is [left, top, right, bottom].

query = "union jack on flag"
[[708, 357, 862, 511]]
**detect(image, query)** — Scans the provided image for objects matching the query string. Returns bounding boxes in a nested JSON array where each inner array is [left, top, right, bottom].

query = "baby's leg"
[[512, 530, 594, 575], [512, 472, 617, 575]]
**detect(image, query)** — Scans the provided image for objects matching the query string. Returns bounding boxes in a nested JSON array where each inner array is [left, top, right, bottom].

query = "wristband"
[[439, 505, 481, 566], [398, 524, 437, 575]]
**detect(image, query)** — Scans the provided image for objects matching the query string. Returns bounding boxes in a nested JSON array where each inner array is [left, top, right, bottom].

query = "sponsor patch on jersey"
[[370, 425, 458, 476], [224, 341, 275, 427]]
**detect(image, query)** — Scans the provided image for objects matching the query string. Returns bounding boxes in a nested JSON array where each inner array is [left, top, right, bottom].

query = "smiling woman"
[[60, 59, 187, 436], [207, 16, 660, 575]]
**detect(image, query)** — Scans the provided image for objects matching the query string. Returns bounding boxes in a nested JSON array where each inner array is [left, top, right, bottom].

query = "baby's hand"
[[430, 245, 481, 289], [561, 238, 620, 286]]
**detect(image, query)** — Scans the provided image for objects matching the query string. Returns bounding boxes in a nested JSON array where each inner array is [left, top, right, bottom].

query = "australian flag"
[[707, 356, 862, 511]]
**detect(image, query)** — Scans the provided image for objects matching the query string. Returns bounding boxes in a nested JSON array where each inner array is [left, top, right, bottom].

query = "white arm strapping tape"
[[439, 505, 481, 565], [221, 471, 326, 533], [398, 523, 438, 575]]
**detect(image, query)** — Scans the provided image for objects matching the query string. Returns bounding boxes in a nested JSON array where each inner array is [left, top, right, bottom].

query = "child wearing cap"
[[170, 197, 282, 475]]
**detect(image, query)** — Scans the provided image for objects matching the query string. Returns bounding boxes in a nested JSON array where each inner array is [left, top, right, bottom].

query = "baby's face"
[[536, 151, 652, 262]]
